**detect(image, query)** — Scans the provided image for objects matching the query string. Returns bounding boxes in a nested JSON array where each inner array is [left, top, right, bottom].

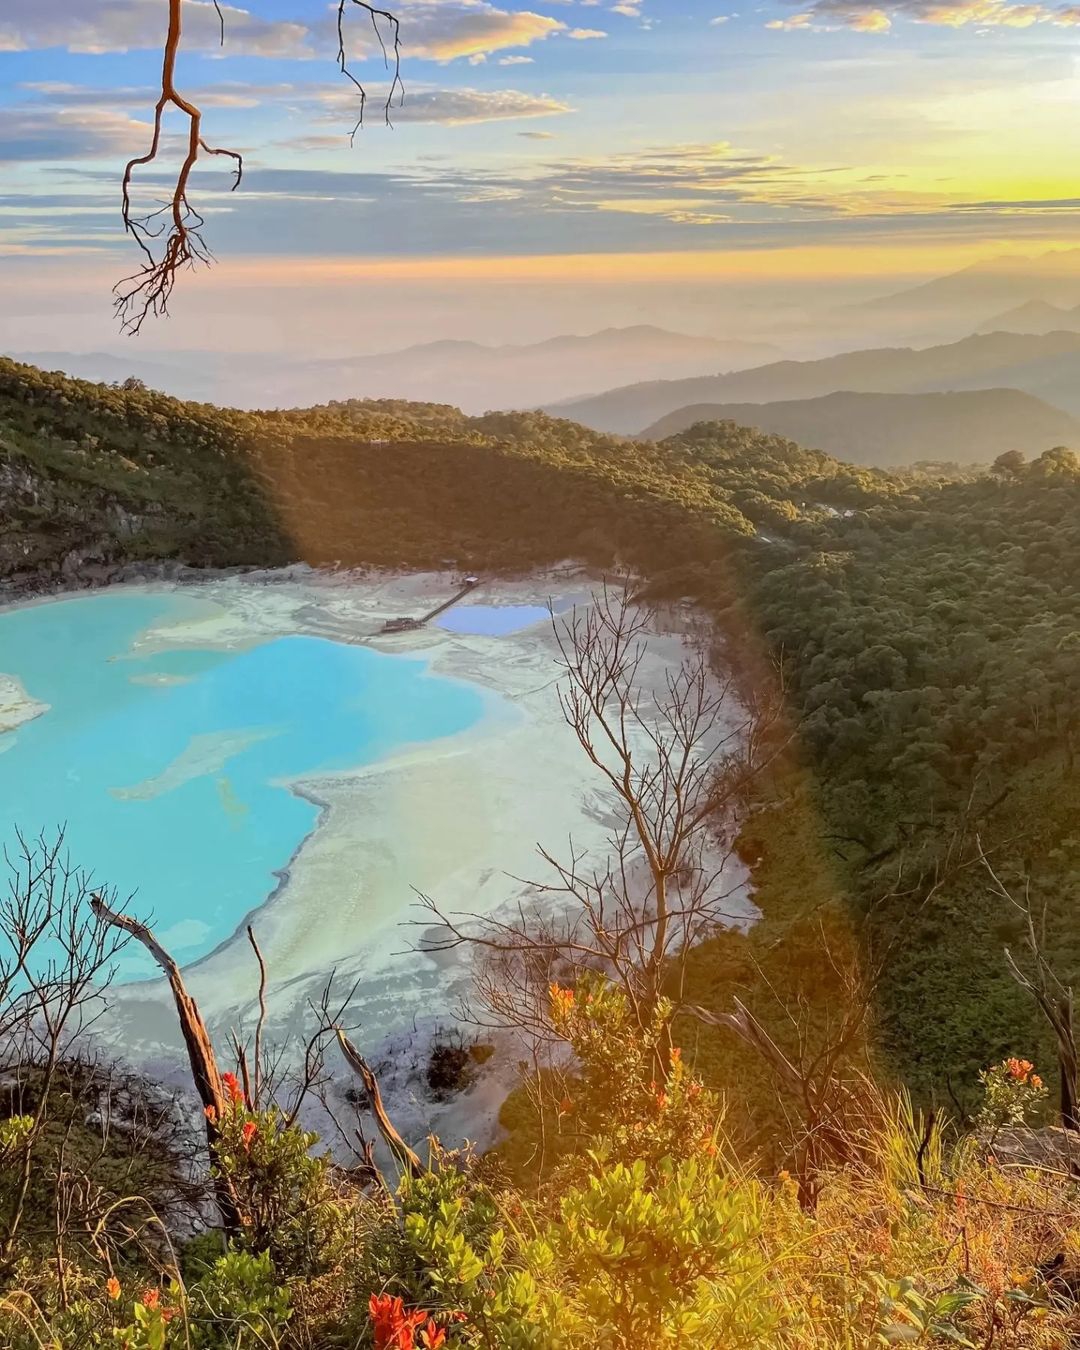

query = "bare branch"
[[90, 894, 244, 1232], [114, 0, 244, 334], [337, 1, 405, 139], [247, 925, 268, 1110], [336, 1029, 423, 1178]]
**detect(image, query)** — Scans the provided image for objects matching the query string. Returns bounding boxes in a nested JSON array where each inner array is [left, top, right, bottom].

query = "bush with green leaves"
[[209, 1077, 340, 1274], [109, 1250, 291, 1350], [544, 975, 724, 1175], [543, 1149, 778, 1348]]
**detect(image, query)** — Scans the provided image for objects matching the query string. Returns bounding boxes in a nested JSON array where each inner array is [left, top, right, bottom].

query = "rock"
[[988, 1124, 1080, 1172]]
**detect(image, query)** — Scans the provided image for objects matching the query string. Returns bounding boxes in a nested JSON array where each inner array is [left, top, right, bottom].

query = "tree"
[[991, 450, 1026, 477], [0, 833, 130, 1261], [420, 586, 784, 1074], [116, 0, 402, 334]]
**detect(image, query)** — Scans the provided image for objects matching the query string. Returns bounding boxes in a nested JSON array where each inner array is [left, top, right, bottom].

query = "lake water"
[[435, 604, 552, 636], [0, 589, 488, 970]]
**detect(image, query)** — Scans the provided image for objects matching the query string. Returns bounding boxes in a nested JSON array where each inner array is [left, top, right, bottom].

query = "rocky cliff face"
[[0, 358, 294, 599], [0, 444, 173, 596]]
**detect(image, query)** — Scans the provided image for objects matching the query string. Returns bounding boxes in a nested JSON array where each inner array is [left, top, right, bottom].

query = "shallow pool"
[[435, 604, 552, 636], [0, 589, 488, 970]]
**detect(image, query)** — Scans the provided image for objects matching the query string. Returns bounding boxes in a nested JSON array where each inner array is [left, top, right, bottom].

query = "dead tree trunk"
[[91, 896, 244, 1233], [336, 1030, 423, 1178]]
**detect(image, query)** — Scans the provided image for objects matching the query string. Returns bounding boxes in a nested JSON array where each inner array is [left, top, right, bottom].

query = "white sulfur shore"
[[0, 672, 49, 738], [88, 566, 754, 1150]]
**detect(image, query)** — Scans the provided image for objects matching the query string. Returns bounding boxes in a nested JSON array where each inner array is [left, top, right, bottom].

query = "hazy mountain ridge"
[[9, 327, 780, 416], [976, 300, 1080, 335], [553, 330, 1080, 434], [642, 389, 1080, 467], [859, 248, 1080, 320]]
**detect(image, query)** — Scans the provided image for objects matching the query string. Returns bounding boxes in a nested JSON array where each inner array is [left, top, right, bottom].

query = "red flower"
[[241, 1120, 258, 1151], [221, 1072, 244, 1107], [140, 1287, 160, 1310], [204, 1104, 217, 1125], [368, 1293, 428, 1350], [419, 1321, 446, 1350]]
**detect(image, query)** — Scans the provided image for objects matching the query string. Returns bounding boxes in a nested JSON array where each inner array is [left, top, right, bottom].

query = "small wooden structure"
[[380, 576, 480, 634]]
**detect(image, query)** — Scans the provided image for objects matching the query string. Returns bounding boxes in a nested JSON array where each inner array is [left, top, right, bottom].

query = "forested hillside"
[[4, 355, 1080, 1100]]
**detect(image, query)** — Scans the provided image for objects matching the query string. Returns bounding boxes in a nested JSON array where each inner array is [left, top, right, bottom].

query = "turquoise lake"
[[0, 589, 488, 971]]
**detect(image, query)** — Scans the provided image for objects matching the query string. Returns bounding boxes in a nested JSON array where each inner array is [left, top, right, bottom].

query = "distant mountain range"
[[10, 327, 780, 414], [976, 301, 1080, 336], [642, 389, 1080, 467], [859, 248, 1080, 325], [551, 331, 1080, 434]]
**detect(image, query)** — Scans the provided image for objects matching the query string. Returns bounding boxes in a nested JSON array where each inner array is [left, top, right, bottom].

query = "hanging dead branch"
[[116, 0, 402, 333], [338, 0, 405, 140], [113, 0, 242, 334]]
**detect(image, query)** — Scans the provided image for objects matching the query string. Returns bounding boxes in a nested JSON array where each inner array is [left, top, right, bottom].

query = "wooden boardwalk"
[[380, 578, 479, 633]]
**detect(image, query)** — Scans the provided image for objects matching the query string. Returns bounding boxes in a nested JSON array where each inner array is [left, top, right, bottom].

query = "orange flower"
[[369, 1292, 427, 1350], [204, 1105, 217, 1125], [140, 1287, 160, 1310], [548, 982, 574, 1016], [1005, 1058, 1034, 1082], [670, 1047, 682, 1064], [241, 1120, 258, 1151], [106, 1276, 121, 1301], [161, 1307, 177, 1324], [419, 1320, 446, 1350], [1031, 1074, 1043, 1089], [221, 1072, 244, 1106]]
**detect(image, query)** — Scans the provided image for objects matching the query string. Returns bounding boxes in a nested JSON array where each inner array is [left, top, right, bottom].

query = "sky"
[[3, 0, 1080, 353]]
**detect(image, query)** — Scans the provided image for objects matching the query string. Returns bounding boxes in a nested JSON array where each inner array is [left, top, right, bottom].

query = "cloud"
[[14, 142, 1080, 262], [0, 106, 150, 163], [498, 55, 536, 64], [766, 0, 1080, 29], [0, 0, 574, 64], [0, 0, 310, 56], [342, 3, 569, 61], [19, 81, 297, 110], [18, 79, 572, 134], [332, 87, 572, 125], [566, 27, 609, 37]]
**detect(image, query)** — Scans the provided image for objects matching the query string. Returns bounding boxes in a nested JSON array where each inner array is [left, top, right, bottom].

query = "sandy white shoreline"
[[5, 566, 754, 1149], [0, 672, 49, 737]]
